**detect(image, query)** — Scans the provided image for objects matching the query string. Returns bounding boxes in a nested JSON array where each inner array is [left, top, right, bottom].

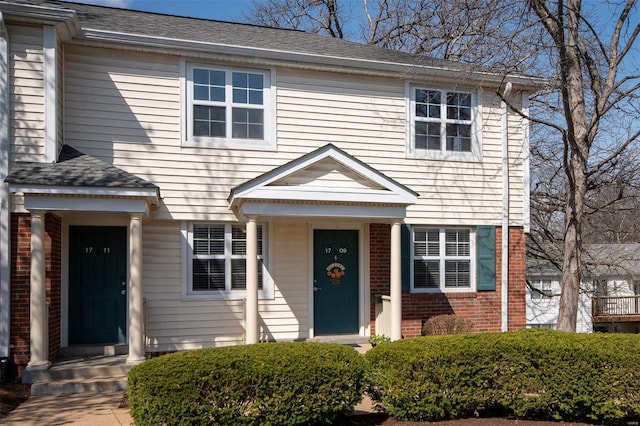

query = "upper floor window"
[[409, 87, 480, 160], [411, 227, 475, 292], [185, 63, 273, 149]]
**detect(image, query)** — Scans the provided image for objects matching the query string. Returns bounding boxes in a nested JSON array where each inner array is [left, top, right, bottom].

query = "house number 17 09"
[[325, 248, 348, 254]]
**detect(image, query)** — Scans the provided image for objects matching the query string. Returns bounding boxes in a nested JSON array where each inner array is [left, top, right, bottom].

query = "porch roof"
[[228, 144, 418, 220], [5, 145, 160, 213]]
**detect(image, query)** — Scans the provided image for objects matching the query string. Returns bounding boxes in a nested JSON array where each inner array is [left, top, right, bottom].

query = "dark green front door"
[[313, 229, 359, 335], [69, 226, 127, 344]]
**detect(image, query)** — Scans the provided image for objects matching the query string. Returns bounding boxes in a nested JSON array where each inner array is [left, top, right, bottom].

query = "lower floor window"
[[190, 223, 263, 293], [412, 227, 473, 291]]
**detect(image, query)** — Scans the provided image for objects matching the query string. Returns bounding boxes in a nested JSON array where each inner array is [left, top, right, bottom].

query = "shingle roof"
[[528, 244, 640, 279], [2, 0, 504, 77], [5, 145, 158, 189]]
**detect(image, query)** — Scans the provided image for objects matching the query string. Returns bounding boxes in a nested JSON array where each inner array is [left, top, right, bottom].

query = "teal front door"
[[69, 226, 127, 344], [313, 229, 359, 335]]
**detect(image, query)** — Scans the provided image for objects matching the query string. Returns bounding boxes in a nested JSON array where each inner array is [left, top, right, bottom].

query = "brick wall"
[[10, 213, 62, 374], [507, 227, 526, 329], [369, 224, 526, 337], [10, 214, 30, 370]]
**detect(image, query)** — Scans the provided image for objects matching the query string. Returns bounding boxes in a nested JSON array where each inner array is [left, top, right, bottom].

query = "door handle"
[[121, 290, 126, 296], [313, 286, 321, 292]]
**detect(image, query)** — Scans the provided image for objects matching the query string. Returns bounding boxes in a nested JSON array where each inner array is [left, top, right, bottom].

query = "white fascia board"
[[231, 147, 343, 196], [24, 195, 147, 213], [230, 146, 417, 206], [321, 149, 417, 199], [0, 2, 76, 21], [245, 186, 415, 205], [240, 202, 407, 219], [80, 29, 546, 90], [0, 2, 79, 35], [8, 184, 159, 201]]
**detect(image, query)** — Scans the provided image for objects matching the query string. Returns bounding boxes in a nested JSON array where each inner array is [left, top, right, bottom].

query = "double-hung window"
[[409, 87, 479, 160], [530, 279, 553, 300], [185, 63, 272, 148], [412, 227, 474, 291], [187, 223, 265, 298]]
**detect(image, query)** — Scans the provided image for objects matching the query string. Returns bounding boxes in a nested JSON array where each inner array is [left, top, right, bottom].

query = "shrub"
[[128, 342, 365, 425], [365, 330, 640, 423], [368, 334, 391, 347], [421, 314, 473, 336]]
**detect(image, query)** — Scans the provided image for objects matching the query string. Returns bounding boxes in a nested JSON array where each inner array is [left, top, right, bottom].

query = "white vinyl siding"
[[142, 221, 247, 351], [526, 277, 593, 333], [63, 46, 526, 226], [8, 25, 44, 162], [143, 221, 310, 352]]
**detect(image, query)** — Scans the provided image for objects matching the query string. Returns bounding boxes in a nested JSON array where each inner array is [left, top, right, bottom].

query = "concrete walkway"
[[2, 341, 374, 425], [1, 391, 132, 425], [2, 391, 376, 425]]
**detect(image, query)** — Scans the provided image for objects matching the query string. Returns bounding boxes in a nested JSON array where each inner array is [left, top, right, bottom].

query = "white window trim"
[[410, 227, 477, 293], [181, 222, 273, 300], [530, 278, 553, 300], [181, 61, 276, 150], [406, 83, 482, 161]]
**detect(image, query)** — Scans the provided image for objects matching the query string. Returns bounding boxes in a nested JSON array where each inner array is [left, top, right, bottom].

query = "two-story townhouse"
[[0, 0, 542, 378]]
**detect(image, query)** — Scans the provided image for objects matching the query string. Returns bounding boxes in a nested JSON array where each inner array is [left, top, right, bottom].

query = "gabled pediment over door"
[[228, 144, 418, 219]]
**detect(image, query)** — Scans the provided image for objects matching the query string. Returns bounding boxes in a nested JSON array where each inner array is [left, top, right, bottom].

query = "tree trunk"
[[557, 149, 587, 331], [551, 0, 591, 331]]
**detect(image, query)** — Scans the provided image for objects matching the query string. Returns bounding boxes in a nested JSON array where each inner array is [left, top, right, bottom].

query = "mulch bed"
[[0, 382, 30, 418]]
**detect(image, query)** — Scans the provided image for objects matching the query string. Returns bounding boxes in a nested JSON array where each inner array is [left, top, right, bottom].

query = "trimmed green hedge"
[[127, 342, 364, 425], [365, 330, 640, 423]]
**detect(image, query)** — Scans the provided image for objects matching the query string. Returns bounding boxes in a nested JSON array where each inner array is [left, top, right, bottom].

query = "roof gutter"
[[80, 29, 547, 90], [0, 1, 546, 89]]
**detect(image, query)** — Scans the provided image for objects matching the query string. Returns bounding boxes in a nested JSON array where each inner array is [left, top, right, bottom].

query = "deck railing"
[[592, 296, 640, 318]]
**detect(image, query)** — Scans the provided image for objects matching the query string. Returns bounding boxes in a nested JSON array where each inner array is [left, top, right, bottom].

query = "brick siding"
[[369, 224, 526, 337], [9, 213, 62, 374]]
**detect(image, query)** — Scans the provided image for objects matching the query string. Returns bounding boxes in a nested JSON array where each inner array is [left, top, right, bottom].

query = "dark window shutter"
[[476, 225, 496, 291], [401, 224, 411, 292]]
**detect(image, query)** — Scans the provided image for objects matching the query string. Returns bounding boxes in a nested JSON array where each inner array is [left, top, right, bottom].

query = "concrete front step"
[[30, 376, 128, 396], [22, 354, 133, 395], [22, 355, 132, 383], [59, 344, 128, 358], [24, 363, 132, 382]]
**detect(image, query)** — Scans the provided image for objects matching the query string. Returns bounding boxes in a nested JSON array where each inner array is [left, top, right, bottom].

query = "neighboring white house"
[[0, 0, 541, 378], [527, 244, 640, 333]]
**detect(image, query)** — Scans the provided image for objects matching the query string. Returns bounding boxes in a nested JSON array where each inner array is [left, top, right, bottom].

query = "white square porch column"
[[127, 213, 145, 365], [26, 210, 49, 370], [390, 221, 402, 341], [245, 218, 259, 344]]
